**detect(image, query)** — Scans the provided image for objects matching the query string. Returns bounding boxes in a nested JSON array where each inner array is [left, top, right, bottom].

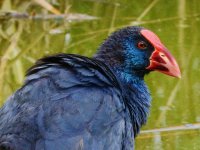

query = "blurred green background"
[[0, 0, 200, 149]]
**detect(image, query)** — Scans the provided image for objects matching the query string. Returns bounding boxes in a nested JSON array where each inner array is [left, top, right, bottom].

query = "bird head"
[[95, 26, 181, 80]]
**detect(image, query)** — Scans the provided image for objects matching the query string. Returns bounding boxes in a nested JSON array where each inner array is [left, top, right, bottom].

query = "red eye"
[[137, 41, 147, 49]]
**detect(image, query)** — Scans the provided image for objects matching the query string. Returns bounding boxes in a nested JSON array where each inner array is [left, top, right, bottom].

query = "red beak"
[[141, 29, 181, 78]]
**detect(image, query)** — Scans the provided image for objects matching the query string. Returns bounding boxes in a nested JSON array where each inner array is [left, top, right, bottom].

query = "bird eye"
[[137, 41, 147, 49]]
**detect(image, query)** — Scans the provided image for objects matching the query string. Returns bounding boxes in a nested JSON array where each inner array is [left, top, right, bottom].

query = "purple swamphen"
[[0, 26, 181, 150]]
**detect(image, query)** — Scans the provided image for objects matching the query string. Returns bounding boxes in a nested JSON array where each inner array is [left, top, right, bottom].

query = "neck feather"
[[94, 52, 151, 137], [112, 67, 152, 137]]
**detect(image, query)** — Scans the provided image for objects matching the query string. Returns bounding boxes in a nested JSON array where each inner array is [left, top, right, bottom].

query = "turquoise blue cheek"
[[123, 40, 150, 70]]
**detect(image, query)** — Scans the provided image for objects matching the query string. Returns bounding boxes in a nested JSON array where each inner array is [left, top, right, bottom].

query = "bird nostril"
[[160, 54, 165, 57]]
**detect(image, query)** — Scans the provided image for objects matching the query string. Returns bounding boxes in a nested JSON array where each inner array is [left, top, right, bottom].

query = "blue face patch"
[[122, 37, 154, 72]]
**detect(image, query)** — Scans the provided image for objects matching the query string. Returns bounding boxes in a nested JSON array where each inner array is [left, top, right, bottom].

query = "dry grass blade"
[[141, 123, 200, 134], [108, 3, 119, 34], [130, 0, 159, 25], [0, 23, 23, 103], [137, 123, 200, 139], [66, 34, 100, 50], [0, 12, 98, 21], [1, 0, 12, 11], [34, 0, 61, 14], [11, 47, 24, 85], [125, 13, 200, 25], [137, 130, 199, 140], [8, 31, 47, 65], [66, 13, 99, 21], [155, 79, 182, 127]]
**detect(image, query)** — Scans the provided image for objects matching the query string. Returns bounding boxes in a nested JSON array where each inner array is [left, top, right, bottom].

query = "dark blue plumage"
[[0, 26, 180, 150]]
